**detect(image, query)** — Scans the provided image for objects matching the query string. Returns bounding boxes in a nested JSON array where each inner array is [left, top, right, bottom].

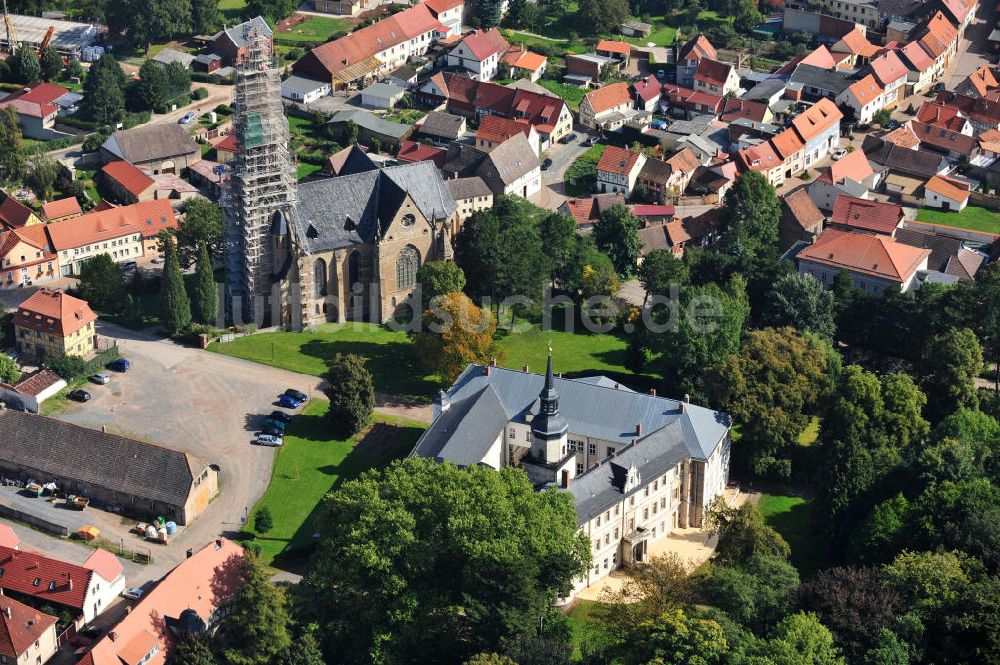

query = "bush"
[[45, 354, 88, 380], [59, 115, 98, 130], [214, 103, 233, 115], [192, 87, 208, 100]]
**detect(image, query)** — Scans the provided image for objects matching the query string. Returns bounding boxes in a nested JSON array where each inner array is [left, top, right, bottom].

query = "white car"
[[254, 433, 283, 447], [179, 111, 197, 124], [88, 373, 111, 385], [122, 587, 144, 600], [831, 149, 848, 161], [151, 256, 164, 264]]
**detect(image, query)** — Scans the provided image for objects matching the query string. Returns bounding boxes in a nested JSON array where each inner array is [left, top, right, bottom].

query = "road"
[[946, 3, 997, 91], [538, 130, 594, 209]]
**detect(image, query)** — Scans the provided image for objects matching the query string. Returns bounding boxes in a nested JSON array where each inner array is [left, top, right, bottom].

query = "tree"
[[24, 158, 59, 201], [623, 609, 729, 665], [177, 197, 224, 267], [0, 356, 21, 384], [322, 352, 375, 438], [471, 0, 505, 27], [743, 612, 845, 665], [465, 654, 517, 665], [921, 327, 982, 422], [762, 273, 835, 338], [45, 354, 87, 380], [300, 458, 590, 664], [598, 553, 695, 642], [698, 554, 800, 632], [707, 327, 830, 479], [593, 204, 642, 277], [77, 253, 127, 313], [39, 46, 63, 82], [863, 629, 910, 665], [164, 60, 192, 99], [159, 234, 192, 335], [253, 506, 273, 534], [172, 635, 218, 665], [413, 292, 499, 384], [732, 0, 764, 34], [276, 629, 325, 665], [638, 249, 688, 302], [84, 53, 126, 126], [0, 107, 26, 181], [707, 502, 790, 566], [539, 212, 577, 287], [136, 59, 169, 110], [720, 170, 781, 261], [191, 0, 223, 34], [191, 240, 218, 325], [415, 260, 466, 309], [577, 0, 629, 34], [218, 551, 292, 665], [10, 44, 40, 84]]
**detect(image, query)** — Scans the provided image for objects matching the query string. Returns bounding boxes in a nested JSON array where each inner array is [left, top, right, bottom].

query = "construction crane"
[[2, 0, 18, 54], [37, 25, 53, 55]]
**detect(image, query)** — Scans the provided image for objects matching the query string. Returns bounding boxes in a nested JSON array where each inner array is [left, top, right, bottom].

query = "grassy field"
[[566, 600, 605, 659], [758, 493, 822, 576], [209, 321, 640, 400], [536, 80, 587, 110], [620, 22, 678, 47], [565, 144, 606, 197], [275, 15, 350, 44], [219, 0, 246, 22], [502, 30, 589, 56], [243, 399, 426, 566], [915, 206, 1000, 235], [797, 416, 820, 446], [297, 162, 323, 179]]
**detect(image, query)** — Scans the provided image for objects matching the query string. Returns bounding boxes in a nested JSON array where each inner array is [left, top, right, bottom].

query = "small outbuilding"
[[360, 82, 408, 109]]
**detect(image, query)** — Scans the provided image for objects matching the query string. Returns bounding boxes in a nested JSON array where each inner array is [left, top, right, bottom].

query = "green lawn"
[[758, 493, 823, 576], [219, 0, 246, 22], [275, 16, 350, 44], [566, 600, 605, 659], [797, 416, 820, 446], [244, 399, 426, 566], [502, 30, 589, 56], [297, 162, 323, 179], [565, 144, 606, 197], [536, 80, 587, 110], [209, 320, 642, 400], [620, 22, 678, 47], [915, 205, 1000, 235]]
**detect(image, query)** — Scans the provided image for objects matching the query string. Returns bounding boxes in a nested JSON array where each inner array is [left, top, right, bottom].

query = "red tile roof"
[[633, 77, 662, 102], [424, 0, 464, 13], [835, 28, 879, 58], [47, 199, 177, 250], [934, 90, 1000, 127], [797, 228, 930, 282], [791, 98, 843, 143], [916, 101, 967, 131], [0, 595, 56, 659], [846, 74, 883, 107], [831, 194, 902, 234], [678, 34, 716, 62], [101, 161, 155, 197], [925, 174, 970, 202], [41, 197, 82, 221], [82, 549, 124, 585], [13, 288, 97, 337], [686, 90, 723, 112], [432, 73, 567, 134], [215, 133, 238, 153], [899, 40, 935, 72], [736, 141, 782, 173], [583, 82, 633, 114], [596, 39, 631, 56], [476, 114, 534, 144], [693, 58, 734, 87], [0, 196, 37, 229], [597, 145, 643, 176], [0, 83, 68, 118], [868, 49, 908, 87], [396, 139, 447, 168], [563, 197, 599, 225], [458, 28, 509, 61], [910, 119, 978, 154], [719, 98, 769, 123], [782, 187, 825, 231], [882, 124, 920, 147], [0, 545, 94, 611]]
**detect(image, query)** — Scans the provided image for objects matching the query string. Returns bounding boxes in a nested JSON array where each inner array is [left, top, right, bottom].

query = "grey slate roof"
[[790, 64, 854, 95], [361, 82, 407, 100], [328, 109, 411, 139], [418, 111, 466, 140], [152, 48, 195, 68], [446, 176, 492, 200], [282, 74, 329, 94], [413, 386, 508, 465], [742, 78, 787, 103], [290, 160, 457, 254], [476, 132, 540, 189], [101, 124, 199, 164], [862, 136, 946, 178], [0, 409, 203, 507], [213, 16, 272, 47], [442, 143, 489, 177]]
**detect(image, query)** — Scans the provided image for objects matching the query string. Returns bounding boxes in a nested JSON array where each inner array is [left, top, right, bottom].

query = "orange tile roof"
[[919, 12, 956, 60], [596, 39, 631, 56], [800, 45, 838, 69], [563, 197, 599, 225], [925, 174, 970, 202], [583, 82, 633, 114], [597, 145, 643, 176], [82, 548, 124, 584], [939, 0, 974, 23], [916, 101, 967, 131], [101, 161, 155, 197], [0, 526, 18, 550], [0, 224, 52, 262], [47, 200, 177, 251], [900, 40, 935, 72], [476, 114, 534, 144], [82, 539, 244, 665], [678, 34, 716, 62], [826, 148, 874, 183], [0, 595, 57, 659], [771, 128, 805, 159], [979, 128, 1000, 153], [882, 124, 920, 148], [797, 228, 930, 282], [41, 197, 82, 221], [868, 50, 908, 87], [665, 147, 701, 175], [424, 0, 464, 13], [835, 28, 879, 58], [737, 141, 782, 173], [0, 196, 37, 229], [846, 74, 883, 106], [502, 47, 546, 72], [13, 288, 97, 337], [965, 65, 1000, 97], [458, 28, 508, 61], [791, 98, 843, 143], [782, 187, 825, 231]]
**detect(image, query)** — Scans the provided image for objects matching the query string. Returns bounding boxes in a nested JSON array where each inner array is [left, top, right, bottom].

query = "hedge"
[[192, 87, 209, 100]]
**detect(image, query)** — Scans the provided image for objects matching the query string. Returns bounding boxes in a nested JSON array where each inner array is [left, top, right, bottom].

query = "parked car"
[[283, 388, 308, 403], [262, 418, 287, 432], [883, 119, 901, 130], [278, 394, 302, 409], [269, 411, 293, 424], [261, 423, 284, 437], [69, 635, 93, 648], [68, 389, 91, 402], [88, 373, 110, 385], [122, 587, 144, 600], [254, 433, 283, 447], [559, 133, 578, 144], [932, 82, 946, 92], [179, 111, 197, 124], [108, 358, 130, 372], [541, 157, 553, 170], [831, 149, 848, 161], [151, 256, 164, 264], [122, 261, 137, 272]]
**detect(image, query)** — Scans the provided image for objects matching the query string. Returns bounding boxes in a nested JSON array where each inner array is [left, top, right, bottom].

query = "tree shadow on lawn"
[[268, 419, 425, 574], [299, 338, 437, 401]]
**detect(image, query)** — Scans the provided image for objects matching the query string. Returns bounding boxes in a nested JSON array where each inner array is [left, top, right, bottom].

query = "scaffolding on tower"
[[222, 25, 296, 324]]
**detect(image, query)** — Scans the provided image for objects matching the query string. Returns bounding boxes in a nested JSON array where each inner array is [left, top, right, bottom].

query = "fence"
[[969, 191, 1000, 211]]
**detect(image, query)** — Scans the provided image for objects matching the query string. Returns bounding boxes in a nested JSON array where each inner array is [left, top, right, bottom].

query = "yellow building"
[[12, 289, 98, 363]]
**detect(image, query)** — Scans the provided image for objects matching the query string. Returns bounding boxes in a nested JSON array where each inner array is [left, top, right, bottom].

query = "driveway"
[[538, 130, 593, 210]]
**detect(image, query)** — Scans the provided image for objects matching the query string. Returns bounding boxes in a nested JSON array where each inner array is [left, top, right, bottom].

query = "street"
[[538, 129, 594, 209]]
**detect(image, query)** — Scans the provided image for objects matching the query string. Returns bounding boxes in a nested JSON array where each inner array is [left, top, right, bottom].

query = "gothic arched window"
[[313, 259, 327, 298], [348, 251, 360, 288], [396, 245, 420, 291]]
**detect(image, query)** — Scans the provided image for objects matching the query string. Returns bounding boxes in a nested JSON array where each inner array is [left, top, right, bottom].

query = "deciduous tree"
[[322, 352, 375, 438], [720, 170, 781, 261], [0, 356, 21, 384], [39, 46, 63, 82], [77, 253, 127, 313], [743, 612, 845, 665], [762, 273, 835, 338], [638, 249, 687, 302], [218, 551, 292, 665], [593, 204, 642, 277], [707, 501, 790, 566], [191, 0, 223, 34], [177, 197, 224, 267], [413, 292, 499, 384], [623, 609, 729, 665], [24, 158, 59, 201], [921, 327, 983, 422], [253, 506, 273, 534], [10, 44, 40, 84], [135, 59, 169, 110], [415, 260, 466, 309], [0, 107, 26, 181], [698, 554, 800, 632]]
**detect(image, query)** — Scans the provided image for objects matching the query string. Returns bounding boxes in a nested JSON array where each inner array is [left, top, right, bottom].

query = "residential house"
[[676, 34, 717, 88], [830, 194, 903, 235], [693, 58, 740, 97], [397, 140, 448, 168], [360, 82, 408, 109], [13, 288, 96, 362], [789, 63, 854, 100], [476, 115, 540, 155], [641, 208, 719, 257], [0, 82, 69, 139], [719, 98, 773, 125], [0, 594, 57, 665], [425, 0, 465, 36], [910, 119, 980, 161], [816, 0, 881, 29], [80, 538, 244, 665], [735, 140, 787, 187], [923, 174, 970, 210], [780, 186, 826, 250], [898, 40, 938, 94], [808, 148, 877, 210], [411, 358, 732, 599], [596, 145, 646, 197], [446, 176, 494, 221], [978, 129, 1000, 162], [475, 132, 541, 199], [0, 224, 57, 289], [100, 124, 201, 175], [192, 53, 222, 74], [934, 91, 1000, 133], [47, 200, 178, 276], [327, 110, 411, 152], [915, 11, 958, 78], [916, 100, 972, 134], [595, 40, 631, 63], [558, 193, 626, 231], [796, 227, 930, 294], [565, 53, 618, 84], [895, 225, 987, 280], [771, 128, 807, 179], [0, 195, 42, 229], [214, 134, 238, 164], [502, 46, 547, 82], [387, 65, 419, 89], [415, 111, 467, 145], [447, 29, 509, 81], [866, 49, 909, 109], [633, 77, 663, 112], [210, 16, 272, 66], [837, 74, 885, 125], [955, 65, 1000, 99], [40, 197, 82, 223], [0, 408, 220, 526], [830, 28, 879, 66], [937, 0, 976, 37], [664, 147, 703, 192], [685, 164, 736, 202], [442, 143, 491, 179], [791, 98, 844, 168], [280, 74, 332, 103], [0, 541, 124, 624], [636, 158, 674, 202], [580, 82, 635, 131], [101, 160, 156, 204]]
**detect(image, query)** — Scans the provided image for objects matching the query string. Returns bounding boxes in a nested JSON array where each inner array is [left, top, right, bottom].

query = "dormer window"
[[624, 464, 641, 493]]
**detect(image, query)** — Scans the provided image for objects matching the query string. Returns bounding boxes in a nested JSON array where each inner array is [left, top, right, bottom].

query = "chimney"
[[489, 357, 497, 367], [437, 389, 451, 414], [102, 425, 107, 433], [614, 383, 620, 390], [684, 393, 690, 403], [186, 548, 194, 558], [110, 631, 118, 642], [679, 402, 685, 413], [522, 363, 529, 372], [67, 576, 73, 591], [3, 606, 10, 619], [648, 388, 656, 396], [635, 422, 642, 436], [215, 539, 222, 549], [609, 448, 617, 458], [485, 365, 492, 376]]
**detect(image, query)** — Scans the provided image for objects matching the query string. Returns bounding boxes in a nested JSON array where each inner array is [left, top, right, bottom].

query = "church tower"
[[531, 352, 569, 464]]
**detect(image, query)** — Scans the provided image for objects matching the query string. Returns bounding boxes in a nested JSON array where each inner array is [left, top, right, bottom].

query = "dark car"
[[278, 394, 302, 409], [68, 389, 91, 402], [932, 82, 946, 92], [283, 388, 308, 403], [559, 133, 578, 144], [108, 358, 130, 372], [883, 119, 901, 130], [261, 423, 284, 437], [262, 417, 287, 432], [541, 157, 553, 170], [269, 411, 293, 424]]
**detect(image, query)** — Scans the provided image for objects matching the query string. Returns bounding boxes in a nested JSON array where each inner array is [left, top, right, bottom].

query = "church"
[[411, 356, 732, 598]]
